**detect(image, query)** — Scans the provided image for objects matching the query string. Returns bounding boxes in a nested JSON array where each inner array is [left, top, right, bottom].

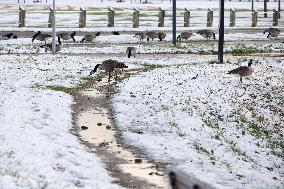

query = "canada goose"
[[197, 29, 216, 39], [263, 28, 280, 38], [126, 47, 137, 58], [2, 32, 17, 39], [32, 31, 51, 45], [112, 31, 120, 35], [81, 34, 96, 43], [58, 31, 76, 42], [146, 31, 158, 42], [89, 59, 128, 82], [40, 35, 62, 53], [227, 59, 254, 83], [158, 31, 166, 42], [134, 32, 147, 41], [177, 32, 193, 41]]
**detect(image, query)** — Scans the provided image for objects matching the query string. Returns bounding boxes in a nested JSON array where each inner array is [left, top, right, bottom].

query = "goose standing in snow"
[[81, 33, 97, 43], [134, 32, 147, 41], [263, 28, 280, 38], [40, 35, 62, 53], [112, 31, 120, 35], [58, 31, 76, 42], [126, 47, 137, 58], [227, 59, 254, 83], [89, 59, 128, 82], [2, 32, 17, 39], [32, 31, 51, 45], [177, 32, 193, 41], [146, 31, 158, 42], [197, 29, 216, 39], [158, 31, 166, 42]]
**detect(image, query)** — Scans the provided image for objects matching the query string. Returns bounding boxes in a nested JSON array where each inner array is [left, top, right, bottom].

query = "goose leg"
[[108, 71, 111, 82]]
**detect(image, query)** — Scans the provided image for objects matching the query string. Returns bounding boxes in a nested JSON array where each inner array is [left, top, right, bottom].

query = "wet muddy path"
[[71, 70, 169, 189]]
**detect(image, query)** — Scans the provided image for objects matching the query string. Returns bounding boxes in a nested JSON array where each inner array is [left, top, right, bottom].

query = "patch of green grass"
[[247, 122, 262, 138], [47, 86, 74, 94], [230, 44, 271, 55], [193, 141, 211, 155]]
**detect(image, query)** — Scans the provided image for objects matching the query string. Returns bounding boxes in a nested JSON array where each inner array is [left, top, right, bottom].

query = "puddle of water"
[[78, 85, 169, 189]]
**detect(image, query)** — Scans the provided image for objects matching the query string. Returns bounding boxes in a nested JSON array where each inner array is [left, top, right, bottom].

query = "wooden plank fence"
[[11, 6, 284, 28]]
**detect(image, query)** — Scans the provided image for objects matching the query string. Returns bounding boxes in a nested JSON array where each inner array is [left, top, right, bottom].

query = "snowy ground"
[[0, 30, 283, 189], [113, 56, 284, 189], [0, 54, 125, 189]]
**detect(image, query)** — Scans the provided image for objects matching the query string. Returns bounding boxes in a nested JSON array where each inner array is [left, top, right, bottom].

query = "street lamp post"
[[218, 0, 224, 63], [52, 0, 56, 54], [173, 0, 176, 46]]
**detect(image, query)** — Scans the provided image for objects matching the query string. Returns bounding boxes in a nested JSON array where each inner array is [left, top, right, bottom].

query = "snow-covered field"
[[113, 57, 284, 189], [0, 54, 125, 188], [0, 7, 283, 188]]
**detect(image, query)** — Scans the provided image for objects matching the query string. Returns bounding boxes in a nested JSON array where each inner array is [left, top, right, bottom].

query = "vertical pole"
[[251, 9, 258, 27], [229, 8, 235, 27], [108, 7, 114, 27], [173, 0, 176, 46], [52, 0, 56, 55], [251, 0, 254, 12], [133, 8, 139, 28], [184, 8, 190, 27], [19, 6, 26, 28], [207, 8, 213, 27], [48, 7, 53, 28], [158, 7, 165, 27], [79, 7, 86, 28], [264, 0, 267, 18], [218, 0, 224, 63], [273, 9, 278, 26], [278, 0, 281, 18]]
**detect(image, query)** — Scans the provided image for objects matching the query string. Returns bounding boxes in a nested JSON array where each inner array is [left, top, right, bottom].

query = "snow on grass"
[[1, 34, 283, 55], [112, 57, 284, 189], [0, 54, 124, 189]]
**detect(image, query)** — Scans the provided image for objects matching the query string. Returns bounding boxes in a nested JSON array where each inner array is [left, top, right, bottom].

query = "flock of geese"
[[0, 27, 281, 82]]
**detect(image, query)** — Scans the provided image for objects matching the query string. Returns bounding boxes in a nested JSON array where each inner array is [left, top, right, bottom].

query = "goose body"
[[227, 59, 254, 83], [177, 32, 193, 41], [126, 47, 137, 58], [158, 31, 166, 41], [263, 28, 280, 38], [32, 31, 51, 44], [2, 32, 17, 39], [146, 31, 158, 41], [90, 59, 128, 82], [197, 29, 215, 39], [112, 31, 120, 35], [58, 31, 76, 42], [134, 32, 147, 41], [81, 34, 96, 43], [40, 35, 62, 53]]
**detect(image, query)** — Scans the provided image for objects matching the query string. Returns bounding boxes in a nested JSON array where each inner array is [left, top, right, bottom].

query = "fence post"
[[251, 9, 258, 27], [273, 9, 278, 26], [207, 8, 213, 27], [108, 7, 114, 27], [264, 0, 268, 18], [184, 8, 190, 27], [79, 7, 86, 28], [48, 7, 53, 28], [229, 8, 235, 27], [158, 7, 165, 27], [133, 8, 139, 28], [19, 6, 26, 28]]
